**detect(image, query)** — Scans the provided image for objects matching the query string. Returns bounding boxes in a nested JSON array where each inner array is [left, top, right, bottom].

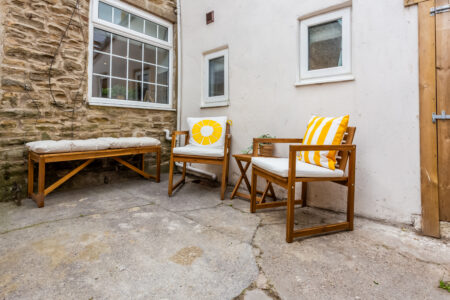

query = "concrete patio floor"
[[1, 175, 449, 299]]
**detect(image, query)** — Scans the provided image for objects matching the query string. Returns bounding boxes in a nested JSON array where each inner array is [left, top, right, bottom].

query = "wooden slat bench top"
[[28, 145, 161, 208], [29, 146, 161, 163]]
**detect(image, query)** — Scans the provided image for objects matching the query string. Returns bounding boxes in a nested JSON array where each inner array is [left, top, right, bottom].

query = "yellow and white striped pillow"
[[298, 115, 349, 170]]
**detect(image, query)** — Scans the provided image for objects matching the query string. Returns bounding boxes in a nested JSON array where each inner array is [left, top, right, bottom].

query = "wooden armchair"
[[250, 127, 356, 243], [168, 123, 231, 200]]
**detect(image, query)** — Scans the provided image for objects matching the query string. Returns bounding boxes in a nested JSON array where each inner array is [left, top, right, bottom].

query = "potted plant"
[[111, 85, 126, 100], [243, 133, 275, 157]]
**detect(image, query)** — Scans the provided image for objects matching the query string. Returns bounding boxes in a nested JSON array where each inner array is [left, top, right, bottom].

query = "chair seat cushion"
[[173, 144, 224, 157], [26, 137, 161, 154], [252, 157, 344, 178]]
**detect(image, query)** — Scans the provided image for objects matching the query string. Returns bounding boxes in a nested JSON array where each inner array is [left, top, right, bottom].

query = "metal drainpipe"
[[176, 0, 182, 131], [163, 129, 217, 181]]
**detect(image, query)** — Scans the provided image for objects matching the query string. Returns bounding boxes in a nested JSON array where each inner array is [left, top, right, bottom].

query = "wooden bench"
[[28, 145, 161, 208]]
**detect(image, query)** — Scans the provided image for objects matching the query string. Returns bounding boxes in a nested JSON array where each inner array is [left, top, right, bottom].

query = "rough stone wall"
[[0, 0, 177, 202]]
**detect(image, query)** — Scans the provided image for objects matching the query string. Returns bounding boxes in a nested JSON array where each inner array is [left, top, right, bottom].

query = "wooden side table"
[[231, 154, 276, 203]]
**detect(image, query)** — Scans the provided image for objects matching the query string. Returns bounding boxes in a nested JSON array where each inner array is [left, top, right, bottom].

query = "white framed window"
[[297, 7, 353, 86], [88, 0, 174, 110], [202, 48, 229, 108]]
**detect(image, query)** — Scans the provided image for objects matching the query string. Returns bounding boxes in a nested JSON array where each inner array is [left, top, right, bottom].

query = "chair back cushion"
[[187, 116, 227, 148], [298, 115, 349, 170]]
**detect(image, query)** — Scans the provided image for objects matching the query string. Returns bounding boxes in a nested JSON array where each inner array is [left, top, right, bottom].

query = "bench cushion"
[[252, 157, 344, 178], [173, 144, 224, 157], [26, 137, 161, 154], [98, 137, 161, 149], [26, 140, 73, 154]]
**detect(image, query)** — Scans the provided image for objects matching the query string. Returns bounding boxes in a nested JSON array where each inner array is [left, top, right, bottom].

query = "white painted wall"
[[179, 0, 420, 224]]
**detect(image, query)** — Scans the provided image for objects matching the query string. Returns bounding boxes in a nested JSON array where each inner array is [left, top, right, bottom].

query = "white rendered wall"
[[179, 0, 420, 224]]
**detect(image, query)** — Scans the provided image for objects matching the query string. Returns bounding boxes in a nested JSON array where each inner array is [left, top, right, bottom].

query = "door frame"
[[404, 0, 440, 237]]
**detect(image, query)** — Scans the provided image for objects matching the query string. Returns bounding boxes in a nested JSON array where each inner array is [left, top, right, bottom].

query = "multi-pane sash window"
[[89, 0, 172, 109]]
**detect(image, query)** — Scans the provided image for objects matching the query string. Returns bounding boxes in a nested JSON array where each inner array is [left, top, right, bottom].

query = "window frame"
[[297, 7, 353, 86], [88, 0, 174, 110], [202, 48, 229, 108]]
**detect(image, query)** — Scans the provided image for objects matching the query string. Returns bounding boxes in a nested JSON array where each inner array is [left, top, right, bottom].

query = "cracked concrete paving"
[[0, 174, 449, 299]]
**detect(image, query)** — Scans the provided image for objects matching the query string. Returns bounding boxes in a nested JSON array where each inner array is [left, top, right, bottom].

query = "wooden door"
[[436, 0, 450, 221]]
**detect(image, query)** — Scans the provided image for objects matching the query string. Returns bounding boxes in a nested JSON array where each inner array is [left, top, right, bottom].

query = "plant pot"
[[259, 143, 274, 157]]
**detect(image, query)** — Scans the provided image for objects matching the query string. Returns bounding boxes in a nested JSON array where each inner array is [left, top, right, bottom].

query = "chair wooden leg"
[[182, 162, 187, 180], [28, 153, 34, 197], [220, 160, 227, 200], [250, 167, 257, 213], [36, 157, 45, 208], [168, 154, 175, 196], [301, 182, 308, 207], [156, 148, 161, 183], [286, 180, 295, 243], [347, 149, 356, 230]]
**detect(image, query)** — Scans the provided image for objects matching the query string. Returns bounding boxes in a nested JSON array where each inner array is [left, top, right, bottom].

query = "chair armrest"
[[288, 144, 356, 177], [172, 131, 189, 137], [252, 138, 303, 156], [171, 131, 189, 148]]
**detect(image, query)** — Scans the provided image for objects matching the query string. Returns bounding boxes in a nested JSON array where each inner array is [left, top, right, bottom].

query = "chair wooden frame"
[[28, 146, 161, 208], [168, 123, 231, 200], [250, 127, 356, 243]]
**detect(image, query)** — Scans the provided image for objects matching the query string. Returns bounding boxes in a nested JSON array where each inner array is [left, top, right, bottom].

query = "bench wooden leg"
[[36, 157, 45, 208]]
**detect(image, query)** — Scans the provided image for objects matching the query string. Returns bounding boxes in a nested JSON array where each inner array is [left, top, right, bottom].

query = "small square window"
[[298, 7, 353, 85], [203, 48, 229, 107]]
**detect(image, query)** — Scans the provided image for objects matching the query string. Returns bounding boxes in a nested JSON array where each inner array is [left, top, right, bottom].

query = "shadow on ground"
[[0, 175, 449, 299]]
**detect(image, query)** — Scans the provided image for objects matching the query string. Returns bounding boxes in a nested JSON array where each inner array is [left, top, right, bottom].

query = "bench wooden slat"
[[28, 146, 161, 207]]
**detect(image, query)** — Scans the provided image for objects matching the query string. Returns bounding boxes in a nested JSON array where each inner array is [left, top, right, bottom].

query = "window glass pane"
[[208, 56, 224, 97], [128, 60, 142, 81], [128, 81, 141, 101], [145, 20, 158, 38], [98, 2, 112, 22], [93, 52, 110, 75], [143, 83, 156, 102], [129, 39, 142, 61], [157, 48, 169, 67], [113, 7, 129, 28], [158, 25, 168, 41], [143, 64, 156, 83], [157, 86, 168, 104], [93, 28, 111, 53], [144, 45, 156, 64], [111, 78, 127, 99], [157, 67, 168, 85], [92, 75, 109, 98], [130, 15, 144, 33], [112, 34, 127, 57], [308, 19, 342, 71], [111, 56, 127, 78]]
